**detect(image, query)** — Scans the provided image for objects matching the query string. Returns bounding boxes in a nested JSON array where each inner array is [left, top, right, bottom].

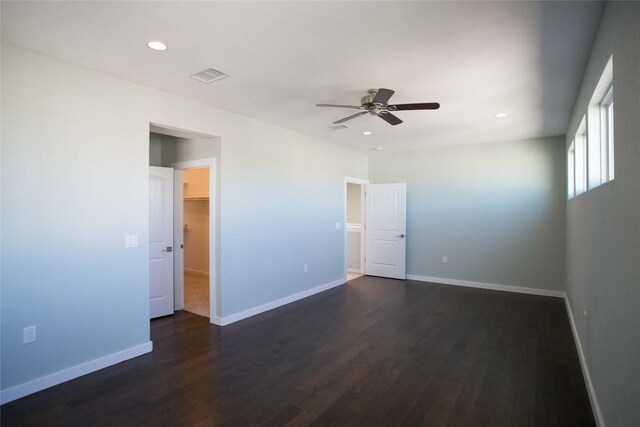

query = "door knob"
[[396, 234, 405, 238], [161, 246, 173, 252]]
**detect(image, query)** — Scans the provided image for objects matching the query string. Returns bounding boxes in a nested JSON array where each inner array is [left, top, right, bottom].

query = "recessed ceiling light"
[[494, 113, 507, 118], [147, 41, 168, 51], [373, 147, 383, 151], [362, 131, 372, 136]]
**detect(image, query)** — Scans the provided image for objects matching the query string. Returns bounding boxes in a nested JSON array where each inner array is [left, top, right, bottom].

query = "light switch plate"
[[125, 234, 139, 248], [23, 326, 36, 344], [335, 222, 342, 230]]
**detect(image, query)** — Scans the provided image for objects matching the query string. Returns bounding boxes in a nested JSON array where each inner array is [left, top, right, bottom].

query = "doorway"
[[181, 167, 210, 317], [172, 157, 217, 320], [345, 177, 368, 281], [148, 124, 220, 323]]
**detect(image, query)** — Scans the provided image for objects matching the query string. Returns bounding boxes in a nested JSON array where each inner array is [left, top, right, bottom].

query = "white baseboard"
[[347, 268, 361, 273], [0, 341, 153, 405], [564, 298, 605, 427], [184, 268, 209, 277], [216, 277, 346, 326], [406, 274, 566, 298]]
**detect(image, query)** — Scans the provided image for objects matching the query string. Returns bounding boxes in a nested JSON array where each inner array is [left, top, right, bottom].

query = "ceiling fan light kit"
[[316, 88, 440, 126]]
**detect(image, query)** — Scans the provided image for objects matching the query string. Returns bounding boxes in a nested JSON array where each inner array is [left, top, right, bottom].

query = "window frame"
[[600, 84, 614, 182], [569, 55, 614, 201], [568, 141, 576, 199]]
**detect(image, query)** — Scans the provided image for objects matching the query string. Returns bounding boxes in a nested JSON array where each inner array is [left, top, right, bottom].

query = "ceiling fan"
[[316, 88, 440, 126]]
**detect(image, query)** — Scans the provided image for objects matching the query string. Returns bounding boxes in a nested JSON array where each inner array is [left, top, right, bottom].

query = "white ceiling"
[[1, 1, 604, 151]]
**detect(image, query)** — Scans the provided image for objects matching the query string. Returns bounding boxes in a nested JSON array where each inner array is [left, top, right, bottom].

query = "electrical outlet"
[[442, 256, 448, 264], [335, 222, 342, 230], [23, 326, 36, 344], [304, 264, 308, 273]]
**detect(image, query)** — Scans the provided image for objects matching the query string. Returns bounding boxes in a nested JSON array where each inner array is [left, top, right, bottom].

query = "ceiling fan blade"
[[379, 112, 403, 126], [372, 88, 395, 105], [334, 111, 368, 124], [392, 102, 440, 111], [316, 104, 364, 109]]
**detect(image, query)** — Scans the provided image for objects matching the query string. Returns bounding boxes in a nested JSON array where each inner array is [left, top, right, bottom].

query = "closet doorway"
[[173, 158, 216, 319], [181, 167, 210, 317], [149, 123, 220, 323], [345, 177, 368, 282]]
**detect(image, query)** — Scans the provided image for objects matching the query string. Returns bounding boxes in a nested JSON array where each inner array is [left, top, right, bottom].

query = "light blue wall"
[[370, 136, 566, 291], [1, 49, 152, 390], [1, 44, 367, 392], [219, 131, 362, 315], [565, 2, 640, 426]]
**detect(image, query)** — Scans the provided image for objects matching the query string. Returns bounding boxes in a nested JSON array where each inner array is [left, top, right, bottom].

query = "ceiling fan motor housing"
[[361, 89, 378, 106], [362, 90, 388, 115]]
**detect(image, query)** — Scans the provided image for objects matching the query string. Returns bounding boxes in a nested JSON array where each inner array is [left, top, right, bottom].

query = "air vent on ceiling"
[[190, 67, 229, 84], [325, 124, 349, 131]]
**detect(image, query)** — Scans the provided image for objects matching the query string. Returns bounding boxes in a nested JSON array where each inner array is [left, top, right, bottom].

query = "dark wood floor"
[[2, 276, 594, 426]]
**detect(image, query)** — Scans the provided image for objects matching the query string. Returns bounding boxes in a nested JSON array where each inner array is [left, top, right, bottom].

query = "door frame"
[[344, 177, 369, 279], [172, 158, 218, 322]]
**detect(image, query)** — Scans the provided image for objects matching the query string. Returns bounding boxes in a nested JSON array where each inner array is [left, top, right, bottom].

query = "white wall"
[[565, 2, 640, 426], [370, 136, 567, 292], [0, 44, 367, 394]]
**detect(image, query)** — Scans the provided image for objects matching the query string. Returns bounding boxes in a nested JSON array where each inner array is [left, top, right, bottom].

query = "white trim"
[[347, 268, 361, 273], [216, 278, 346, 326], [0, 341, 152, 404], [184, 268, 210, 277], [150, 123, 216, 140], [344, 176, 369, 186], [171, 158, 219, 324], [564, 297, 605, 427], [406, 275, 566, 298]]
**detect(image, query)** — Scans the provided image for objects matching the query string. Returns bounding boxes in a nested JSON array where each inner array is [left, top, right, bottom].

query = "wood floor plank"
[[1, 277, 595, 426]]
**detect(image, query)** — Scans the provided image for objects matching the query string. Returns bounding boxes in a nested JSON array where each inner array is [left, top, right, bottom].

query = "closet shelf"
[[346, 223, 362, 232], [184, 197, 209, 201]]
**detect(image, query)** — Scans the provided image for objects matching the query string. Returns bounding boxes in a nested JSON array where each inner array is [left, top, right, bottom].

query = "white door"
[[149, 167, 175, 318], [365, 183, 407, 279], [173, 170, 184, 311]]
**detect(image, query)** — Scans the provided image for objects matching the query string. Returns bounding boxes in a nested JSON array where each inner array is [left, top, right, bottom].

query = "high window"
[[568, 141, 575, 199], [569, 56, 613, 199], [600, 85, 614, 182]]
